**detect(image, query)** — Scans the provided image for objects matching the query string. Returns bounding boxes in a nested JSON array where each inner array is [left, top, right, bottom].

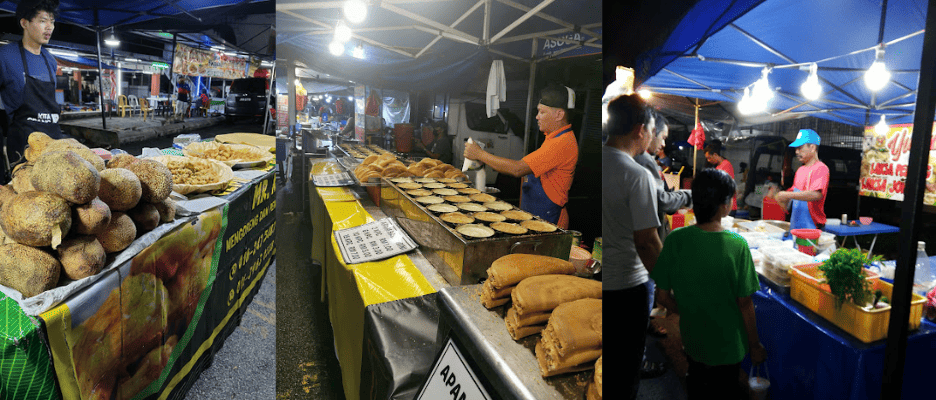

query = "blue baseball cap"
[[789, 129, 821, 147]]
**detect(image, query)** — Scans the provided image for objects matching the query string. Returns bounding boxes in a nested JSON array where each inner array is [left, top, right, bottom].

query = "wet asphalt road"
[[274, 145, 346, 399]]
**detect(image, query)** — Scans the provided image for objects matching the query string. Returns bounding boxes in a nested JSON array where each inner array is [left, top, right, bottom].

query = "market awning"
[[0, 0, 255, 28], [53, 53, 119, 70], [276, 0, 601, 93], [636, 0, 929, 127]]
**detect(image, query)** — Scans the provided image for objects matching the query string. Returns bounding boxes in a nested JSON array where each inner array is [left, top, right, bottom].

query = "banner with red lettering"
[[860, 123, 936, 205]]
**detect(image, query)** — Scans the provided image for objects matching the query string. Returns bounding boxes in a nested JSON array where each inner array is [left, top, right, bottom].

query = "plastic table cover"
[[742, 285, 936, 399]]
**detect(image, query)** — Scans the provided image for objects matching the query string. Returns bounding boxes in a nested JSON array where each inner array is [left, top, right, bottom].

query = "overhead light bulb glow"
[[348, 96, 354, 101], [875, 114, 889, 135], [329, 40, 345, 56], [352, 44, 365, 59], [801, 63, 822, 100], [738, 87, 755, 115], [865, 46, 891, 92], [104, 33, 120, 47], [335, 21, 352, 43], [344, 0, 367, 24], [637, 89, 652, 99], [752, 68, 774, 104]]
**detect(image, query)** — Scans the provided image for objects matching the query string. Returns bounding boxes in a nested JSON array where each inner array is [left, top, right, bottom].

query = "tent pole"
[[881, 0, 936, 397], [524, 39, 537, 154], [693, 99, 699, 177], [95, 25, 107, 131]]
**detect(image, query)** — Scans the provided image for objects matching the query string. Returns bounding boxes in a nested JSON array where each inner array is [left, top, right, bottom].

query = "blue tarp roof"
[[53, 53, 119, 70], [0, 0, 258, 28], [277, 0, 600, 93], [636, 0, 929, 127]]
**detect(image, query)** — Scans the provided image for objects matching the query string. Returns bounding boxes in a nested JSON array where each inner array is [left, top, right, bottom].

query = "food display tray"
[[379, 180, 572, 286]]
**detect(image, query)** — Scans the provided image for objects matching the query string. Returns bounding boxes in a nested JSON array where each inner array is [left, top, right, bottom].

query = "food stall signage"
[[152, 62, 169, 69], [860, 123, 936, 205], [417, 338, 492, 400]]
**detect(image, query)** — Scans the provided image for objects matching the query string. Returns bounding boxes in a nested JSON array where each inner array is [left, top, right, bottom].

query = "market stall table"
[[745, 281, 936, 400], [0, 159, 276, 400], [823, 222, 900, 258], [308, 155, 587, 400], [308, 178, 442, 400]]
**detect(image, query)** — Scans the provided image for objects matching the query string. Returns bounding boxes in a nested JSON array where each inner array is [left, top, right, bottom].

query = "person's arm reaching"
[[737, 295, 767, 365], [633, 226, 662, 274], [464, 140, 532, 177]]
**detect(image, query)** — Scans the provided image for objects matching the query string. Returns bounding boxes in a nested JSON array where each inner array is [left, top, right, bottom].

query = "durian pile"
[[0, 132, 177, 298]]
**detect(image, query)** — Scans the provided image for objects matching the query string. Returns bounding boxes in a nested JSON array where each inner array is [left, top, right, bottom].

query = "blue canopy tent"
[[277, 0, 601, 151], [636, 0, 928, 128], [635, 1, 936, 398], [0, 0, 271, 128]]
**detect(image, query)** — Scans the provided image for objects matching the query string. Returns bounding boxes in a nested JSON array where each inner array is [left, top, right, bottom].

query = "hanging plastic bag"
[[748, 362, 770, 400]]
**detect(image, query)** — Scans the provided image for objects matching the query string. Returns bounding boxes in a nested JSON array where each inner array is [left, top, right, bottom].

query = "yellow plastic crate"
[[790, 263, 926, 343]]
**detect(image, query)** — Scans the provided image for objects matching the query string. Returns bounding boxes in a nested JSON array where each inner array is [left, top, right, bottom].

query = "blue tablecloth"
[[823, 221, 900, 236], [743, 278, 936, 400]]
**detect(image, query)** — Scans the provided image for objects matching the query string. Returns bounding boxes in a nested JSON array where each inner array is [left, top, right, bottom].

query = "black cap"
[[539, 84, 574, 110]]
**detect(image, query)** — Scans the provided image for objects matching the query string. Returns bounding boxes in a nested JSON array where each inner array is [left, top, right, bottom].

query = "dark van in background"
[[225, 77, 268, 121]]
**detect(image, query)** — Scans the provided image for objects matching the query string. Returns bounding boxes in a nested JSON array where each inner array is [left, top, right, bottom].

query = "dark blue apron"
[[521, 126, 572, 224], [8, 43, 64, 165]]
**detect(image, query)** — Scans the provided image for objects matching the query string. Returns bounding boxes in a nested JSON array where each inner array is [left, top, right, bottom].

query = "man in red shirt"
[[704, 142, 737, 216], [773, 129, 829, 229], [464, 84, 577, 228]]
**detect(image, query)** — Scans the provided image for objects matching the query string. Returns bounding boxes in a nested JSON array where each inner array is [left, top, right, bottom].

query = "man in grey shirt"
[[602, 94, 662, 398], [635, 112, 692, 242]]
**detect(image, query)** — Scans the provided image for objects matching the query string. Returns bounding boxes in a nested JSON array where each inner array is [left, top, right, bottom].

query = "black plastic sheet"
[[360, 293, 443, 400]]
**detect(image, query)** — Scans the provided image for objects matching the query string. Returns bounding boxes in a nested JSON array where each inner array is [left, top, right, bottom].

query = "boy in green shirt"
[[650, 168, 767, 398]]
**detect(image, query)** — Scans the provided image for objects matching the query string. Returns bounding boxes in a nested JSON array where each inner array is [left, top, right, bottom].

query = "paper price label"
[[417, 338, 492, 400], [312, 172, 354, 187], [334, 218, 417, 264]]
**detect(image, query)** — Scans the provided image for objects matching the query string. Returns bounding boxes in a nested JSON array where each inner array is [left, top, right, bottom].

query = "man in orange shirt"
[[464, 84, 578, 228]]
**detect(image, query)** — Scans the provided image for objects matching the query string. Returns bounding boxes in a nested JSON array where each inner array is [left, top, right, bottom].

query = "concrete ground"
[[275, 143, 346, 399]]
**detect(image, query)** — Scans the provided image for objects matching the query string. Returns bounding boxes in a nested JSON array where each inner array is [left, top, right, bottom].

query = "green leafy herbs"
[[818, 248, 883, 309]]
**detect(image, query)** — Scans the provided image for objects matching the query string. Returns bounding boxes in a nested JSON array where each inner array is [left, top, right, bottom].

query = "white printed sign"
[[417, 338, 492, 400], [311, 172, 354, 187], [334, 218, 417, 264]]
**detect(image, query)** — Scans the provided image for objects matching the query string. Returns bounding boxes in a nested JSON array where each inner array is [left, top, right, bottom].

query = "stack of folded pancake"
[[480, 254, 576, 309], [587, 356, 602, 400], [535, 298, 602, 377], [505, 275, 601, 340]]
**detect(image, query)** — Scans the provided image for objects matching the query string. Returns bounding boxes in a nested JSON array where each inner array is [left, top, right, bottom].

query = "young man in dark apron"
[[0, 0, 66, 178], [463, 84, 579, 229]]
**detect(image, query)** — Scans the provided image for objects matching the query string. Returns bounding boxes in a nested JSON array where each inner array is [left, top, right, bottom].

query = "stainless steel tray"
[[436, 285, 592, 399], [379, 180, 572, 286]]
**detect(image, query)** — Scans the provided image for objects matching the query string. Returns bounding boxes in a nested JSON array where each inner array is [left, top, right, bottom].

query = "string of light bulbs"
[[330, 0, 368, 57]]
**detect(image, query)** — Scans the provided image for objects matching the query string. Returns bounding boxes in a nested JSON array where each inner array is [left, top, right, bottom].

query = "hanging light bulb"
[[738, 87, 755, 115], [801, 63, 822, 100], [329, 40, 345, 56], [104, 29, 120, 47], [335, 20, 352, 43], [874, 114, 889, 135], [344, 0, 367, 24], [751, 68, 774, 111], [352, 43, 365, 59], [865, 45, 891, 92], [637, 89, 652, 99]]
